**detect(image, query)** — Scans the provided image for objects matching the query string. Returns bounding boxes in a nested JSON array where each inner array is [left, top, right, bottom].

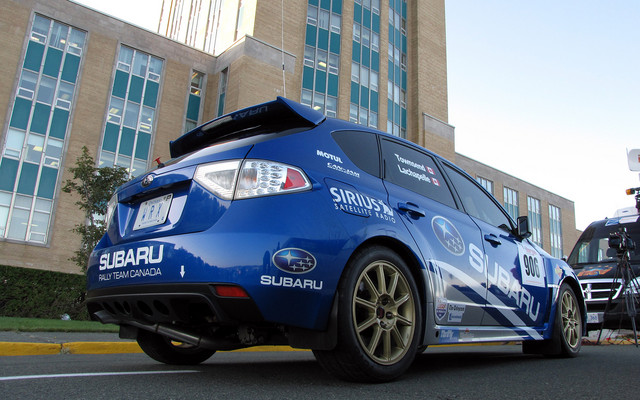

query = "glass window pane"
[[140, 107, 154, 133], [68, 28, 86, 54], [99, 150, 115, 168], [0, 206, 8, 236], [56, 81, 74, 109], [131, 159, 147, 178], [32, 15, 50, 43], [118, 46, 134, 69], [318, 9, 329, 29], [44, 137, 63, 167], [148, 57, 162, 80], [49, 21, 68, 50], [26, 134, 45, 163], [5, 129, 26, 158], [116, 154, 131, 169], [123, 102, 140, 128], [18, 70, 38, 99], [132, 52, 148, 77], [7, 209, 29, 240], [36, 76, 56, 104], [191, 71, 204, 91], [317, 50, 327, 70], [108, 96, 124, 123], [301, 89, 312, 106]]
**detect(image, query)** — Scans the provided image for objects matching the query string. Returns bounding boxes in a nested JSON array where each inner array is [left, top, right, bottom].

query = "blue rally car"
[[87, 97, 585, 382]]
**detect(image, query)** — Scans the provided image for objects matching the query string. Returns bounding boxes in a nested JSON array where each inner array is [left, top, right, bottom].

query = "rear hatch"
[[102, 97, 326, 246]]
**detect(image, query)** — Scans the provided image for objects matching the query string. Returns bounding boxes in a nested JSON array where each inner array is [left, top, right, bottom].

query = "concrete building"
[[0, 0, 578, 274]]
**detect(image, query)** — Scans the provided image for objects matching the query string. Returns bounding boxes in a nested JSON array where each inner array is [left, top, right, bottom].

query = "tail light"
[[194, 159, 311, 200]]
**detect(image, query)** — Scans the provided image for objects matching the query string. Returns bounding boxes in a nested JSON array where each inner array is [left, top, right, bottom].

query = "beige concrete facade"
[[0, 0, 579, 274]]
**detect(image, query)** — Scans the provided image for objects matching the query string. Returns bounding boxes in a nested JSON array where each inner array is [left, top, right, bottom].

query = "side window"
[[332, 130, 380, 177], [381, 139, 455, 208], [443, 163, 513, 230]]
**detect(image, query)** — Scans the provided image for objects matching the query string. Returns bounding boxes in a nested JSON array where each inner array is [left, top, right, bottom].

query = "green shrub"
[[0, 265, 89, 320]]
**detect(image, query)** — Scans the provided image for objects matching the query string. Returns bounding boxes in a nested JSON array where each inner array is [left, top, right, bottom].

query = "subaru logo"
[[432, 216, 465, 256], [141, 174, 154, 187], [272, 248, 317, 274]]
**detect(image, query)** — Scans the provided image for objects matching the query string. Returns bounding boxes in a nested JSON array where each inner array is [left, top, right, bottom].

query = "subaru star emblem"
[[432, 216, 465, 256], [272, 248, 317, 274], [141, 174, 154, 187]]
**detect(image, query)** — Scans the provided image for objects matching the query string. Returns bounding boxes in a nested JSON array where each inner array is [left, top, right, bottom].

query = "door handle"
[[484, 234, 502, 246], [398, 202, 426, 218]]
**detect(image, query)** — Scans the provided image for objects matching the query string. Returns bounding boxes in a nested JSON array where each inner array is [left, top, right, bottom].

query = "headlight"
[[194, 159, 311, 200], [626, 277, 640, 295]]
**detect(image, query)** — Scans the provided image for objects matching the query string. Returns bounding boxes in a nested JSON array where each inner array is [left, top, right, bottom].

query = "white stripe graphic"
[[432, 260, 543, 340]]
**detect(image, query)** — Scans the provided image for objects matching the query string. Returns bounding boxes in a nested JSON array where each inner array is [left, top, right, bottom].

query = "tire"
[[523, 283, 582, 357], [313, 246, 422, 382], [137, 330, 216, 365]]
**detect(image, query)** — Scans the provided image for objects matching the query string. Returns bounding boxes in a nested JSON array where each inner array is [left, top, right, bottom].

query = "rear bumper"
[[86, 283, 264, 326]]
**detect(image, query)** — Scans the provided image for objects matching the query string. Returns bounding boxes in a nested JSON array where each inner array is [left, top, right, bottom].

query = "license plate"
[[134, 194, 173, 230], [587, 312, 601, 324]]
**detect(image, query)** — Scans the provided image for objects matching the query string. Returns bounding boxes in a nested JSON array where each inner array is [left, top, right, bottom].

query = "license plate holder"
[[133, 194, 173, 230]]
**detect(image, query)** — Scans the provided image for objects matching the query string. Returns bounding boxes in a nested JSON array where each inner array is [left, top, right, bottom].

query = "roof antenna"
[[281, 0, 286, 98]]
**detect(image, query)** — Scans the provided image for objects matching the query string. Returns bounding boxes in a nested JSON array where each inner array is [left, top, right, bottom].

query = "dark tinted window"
[[332, 130, 380, 177], [443, 163, 513, 230], [567, 219, 640, 265], [381, 139, 455, 207]]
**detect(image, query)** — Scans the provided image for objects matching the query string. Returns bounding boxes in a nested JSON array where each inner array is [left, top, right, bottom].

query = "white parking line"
[[0, 370, 199, 381]]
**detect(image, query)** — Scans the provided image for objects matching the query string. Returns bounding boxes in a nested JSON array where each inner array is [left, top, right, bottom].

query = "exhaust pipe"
[[92, 310, 243, 351]]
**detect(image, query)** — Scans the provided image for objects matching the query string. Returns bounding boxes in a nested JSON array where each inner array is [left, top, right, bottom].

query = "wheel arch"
[[559, 275, 587, 334], [346, 236, 430, 342]]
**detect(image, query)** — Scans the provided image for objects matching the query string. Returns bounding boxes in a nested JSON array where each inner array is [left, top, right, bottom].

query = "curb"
[[0, 342, 307, 356]]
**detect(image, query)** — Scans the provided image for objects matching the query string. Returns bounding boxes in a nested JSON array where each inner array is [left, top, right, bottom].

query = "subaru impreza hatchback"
[[87, 97, 585, 382]]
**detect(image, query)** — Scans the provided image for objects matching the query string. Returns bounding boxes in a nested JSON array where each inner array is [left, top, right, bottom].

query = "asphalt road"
[[1, 344, 638, 399]]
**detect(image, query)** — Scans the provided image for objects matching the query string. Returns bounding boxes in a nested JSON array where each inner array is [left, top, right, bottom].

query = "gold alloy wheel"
[[352, 260, 416, 365], [561, 289, 581, 349]]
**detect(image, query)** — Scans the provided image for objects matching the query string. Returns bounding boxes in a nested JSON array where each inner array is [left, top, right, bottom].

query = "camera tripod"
[[596, 245, 640, 347]]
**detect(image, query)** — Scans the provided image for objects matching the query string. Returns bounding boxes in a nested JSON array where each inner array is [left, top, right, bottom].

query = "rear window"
[[332, 130, 380, 177]]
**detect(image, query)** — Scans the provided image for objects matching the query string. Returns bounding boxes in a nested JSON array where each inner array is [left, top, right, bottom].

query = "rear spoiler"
[[169, 96, 326, 158]]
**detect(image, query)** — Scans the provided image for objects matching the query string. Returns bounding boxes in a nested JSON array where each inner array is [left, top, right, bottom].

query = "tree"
[[62, 146, 129, 272]]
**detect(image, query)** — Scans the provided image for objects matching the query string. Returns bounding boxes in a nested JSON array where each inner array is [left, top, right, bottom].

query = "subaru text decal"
[[431, 216, 465, 256], [272, 248, 317, 274]]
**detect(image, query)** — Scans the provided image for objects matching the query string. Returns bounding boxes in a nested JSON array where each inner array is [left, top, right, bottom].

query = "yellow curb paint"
[[63, 342, 143, 354], [0, 342, 61, 356]]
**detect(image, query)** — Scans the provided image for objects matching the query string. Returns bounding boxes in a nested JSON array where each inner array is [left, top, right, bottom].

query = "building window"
[[527, 196, 543, 247], [0, 14, 86, 244], [386, 0, 407, 138], [549, 204, 563, 258], [98, 45, 163, 178], [217, 68, 228, 117], [503, 187, 519, 220], [301, 0, 342, 117], [476, 176, 493, 195], [185, 71, 205, 132], [350, 0, 380, 128]]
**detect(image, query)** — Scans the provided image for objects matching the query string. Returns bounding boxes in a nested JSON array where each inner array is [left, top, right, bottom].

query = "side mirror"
[[516, 216, 532, 239]]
